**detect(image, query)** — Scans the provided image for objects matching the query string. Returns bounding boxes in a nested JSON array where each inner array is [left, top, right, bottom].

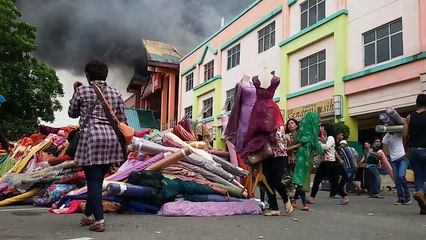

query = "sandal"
[[337, 199, 349, 205], [291, 199, 298, 208], [285, 202, 294, 214], [264, 210, 281, 216], [307, 197, 315, 204], [301, 205, 309, 211], [369, 194, 384, 199]]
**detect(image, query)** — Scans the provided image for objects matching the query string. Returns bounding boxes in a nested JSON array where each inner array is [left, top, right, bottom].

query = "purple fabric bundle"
[[206, 149, 230, 158], [157, 200, 261, 217]]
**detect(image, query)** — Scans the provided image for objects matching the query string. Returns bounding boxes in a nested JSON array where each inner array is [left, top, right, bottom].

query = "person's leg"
[[269, 157, 291, 211], [398, 158, 411, 203], [262, 158, 279, 211], [367, 166, 381, 197], [409, 148, 426, 193], [346, 168, 357, 193], [391, 159, 404, 202], [336, 164, 348, 198], [310, 163, 326, 199], [83, 166, 95, 218], [86, 164, 111, 221]]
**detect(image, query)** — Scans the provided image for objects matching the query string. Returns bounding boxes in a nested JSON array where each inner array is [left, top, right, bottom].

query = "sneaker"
[[404, 198, 412, 205], [394, 200, 405, 205]]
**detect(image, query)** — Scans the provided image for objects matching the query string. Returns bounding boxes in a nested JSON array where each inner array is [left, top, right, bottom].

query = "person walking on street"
[[382, 132, 411, 205], [68, 60, 127, 231], [403, 94, 426, 214]]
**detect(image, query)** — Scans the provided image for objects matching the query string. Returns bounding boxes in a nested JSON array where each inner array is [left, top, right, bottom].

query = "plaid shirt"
[[68, 80, 127, 166]]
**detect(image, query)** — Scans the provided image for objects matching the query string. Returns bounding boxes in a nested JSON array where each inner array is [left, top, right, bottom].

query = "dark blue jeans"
[[83, 164, 111, 220], [390, 156, 410, 201], [366, 166, 381, 196], [408, 147, 426, 193], [345, 167, 357, 192]]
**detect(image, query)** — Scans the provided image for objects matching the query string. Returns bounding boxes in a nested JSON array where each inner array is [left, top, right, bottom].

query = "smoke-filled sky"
[[15, 0, 254, 126]]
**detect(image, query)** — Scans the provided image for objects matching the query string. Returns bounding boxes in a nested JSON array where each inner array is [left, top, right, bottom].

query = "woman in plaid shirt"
[[68, 60, 127, 232]]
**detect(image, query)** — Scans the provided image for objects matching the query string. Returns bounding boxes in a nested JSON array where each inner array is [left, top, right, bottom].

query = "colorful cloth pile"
[[0, 121, 262, 216]]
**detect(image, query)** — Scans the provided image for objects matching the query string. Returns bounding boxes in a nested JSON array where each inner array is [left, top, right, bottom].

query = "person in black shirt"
[[403, 93, 426, 214]]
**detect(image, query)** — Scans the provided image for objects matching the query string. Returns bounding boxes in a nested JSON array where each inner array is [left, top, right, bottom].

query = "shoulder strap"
[[91, 84, 125, 142]]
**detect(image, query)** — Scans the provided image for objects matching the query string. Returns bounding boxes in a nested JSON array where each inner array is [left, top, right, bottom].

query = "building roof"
[[143, 39, 182, 65], [124, 108, 159, 131]]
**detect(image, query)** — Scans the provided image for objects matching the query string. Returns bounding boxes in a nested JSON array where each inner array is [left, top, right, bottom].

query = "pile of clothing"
[[0, 121, 262, 217]]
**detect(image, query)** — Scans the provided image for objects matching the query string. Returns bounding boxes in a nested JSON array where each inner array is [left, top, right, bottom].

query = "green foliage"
[[331, 121, 350, 139], [0, 0, 64, 140]]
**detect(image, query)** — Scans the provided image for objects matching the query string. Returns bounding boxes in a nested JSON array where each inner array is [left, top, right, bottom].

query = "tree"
[[331, 121, 350, 140], [0, 0, 64, 140]]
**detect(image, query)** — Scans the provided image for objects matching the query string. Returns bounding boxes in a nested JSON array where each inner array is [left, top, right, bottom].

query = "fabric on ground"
[[0, 187, 41, 206], [211, 155, 248, 177], [106, 182, 158, 199], [157, 200, 261, 216], [184, 194, 246, 202], [183, 154, 233, 181], [161, 178, 217, 201]]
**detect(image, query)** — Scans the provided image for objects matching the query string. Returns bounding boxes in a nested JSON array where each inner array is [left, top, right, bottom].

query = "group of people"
[[224, 68, 426, 216]]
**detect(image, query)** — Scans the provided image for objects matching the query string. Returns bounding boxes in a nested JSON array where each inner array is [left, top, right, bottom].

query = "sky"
[[15, 0, 254, 127]]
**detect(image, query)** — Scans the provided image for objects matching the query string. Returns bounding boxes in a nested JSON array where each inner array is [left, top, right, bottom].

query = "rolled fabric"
[[189, 141, 207, 149], [183, 154, 234, 181], [106, 182, 157, 198], [379, 113, 395, 125], [179, 161, 236, 188], [163, 132, 213, 161], [145, 147, 192, 171], [211, 155, 248, 177], [131, 137, 176, 155], [375, 125, 403, 133], [385, 107, 405, 124]]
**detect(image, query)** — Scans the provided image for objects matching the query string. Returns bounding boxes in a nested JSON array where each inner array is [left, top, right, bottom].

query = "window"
[[204, 60, 214, 81], [300, 50, 326, 87], [184, 105, 193, 119], [363, 19, 403, 66], [258, 21, 275, 53], [227, 44, 240, 70], [185, 73, 193, 92], [300, 0, 325, 30], [200, 97, 213, 119], [223, 88, 235, 112]]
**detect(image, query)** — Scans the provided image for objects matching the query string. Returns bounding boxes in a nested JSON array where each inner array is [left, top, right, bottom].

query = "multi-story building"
[[179, 0, 426, 148], [179, 0, 283, 149]]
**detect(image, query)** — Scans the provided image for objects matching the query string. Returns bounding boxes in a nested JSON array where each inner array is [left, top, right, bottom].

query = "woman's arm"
[[68, 89, 81, 119]]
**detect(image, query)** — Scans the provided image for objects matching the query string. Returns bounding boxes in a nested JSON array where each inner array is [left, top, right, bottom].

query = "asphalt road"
[[0, 191, 424, 240]]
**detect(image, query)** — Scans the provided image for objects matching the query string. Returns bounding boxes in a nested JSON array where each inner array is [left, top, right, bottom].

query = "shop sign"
[[142, 73, 162, 98], [287, 99, 334, 120]]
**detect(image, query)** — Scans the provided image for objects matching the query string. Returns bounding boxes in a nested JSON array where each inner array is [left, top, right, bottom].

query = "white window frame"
[[258, 21, 276, 53], [300, 0, 325, 30], [363, 18, 403, 67], [222, 88, 235, 112], [184, 105, 193, 119], [199, 97, 213, 119], [204, 60, 214, 82], [227, 44, 241, 70], [185, 72, 193, 92], [300, 49, 326, 87]]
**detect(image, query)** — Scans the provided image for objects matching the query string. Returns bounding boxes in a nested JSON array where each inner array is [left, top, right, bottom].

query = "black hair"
[[85, 59, 108, 81], [416, 94, 426, 107], [321, 123, 335, 139], [285, 118, 299, 133]]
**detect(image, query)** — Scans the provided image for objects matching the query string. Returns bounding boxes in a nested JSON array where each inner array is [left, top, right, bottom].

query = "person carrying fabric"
[[68, 59, 127, 232], [291, 112, 324, 207], [382, 132, 411, 205], [403, 93, 426, 214], [308, 123, 349, 205]]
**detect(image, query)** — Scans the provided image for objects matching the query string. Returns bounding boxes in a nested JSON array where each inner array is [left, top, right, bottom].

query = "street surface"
[[0, 191, 424, 240]]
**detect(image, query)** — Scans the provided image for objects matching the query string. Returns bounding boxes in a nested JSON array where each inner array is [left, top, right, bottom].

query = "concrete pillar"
[[168, 73, 176, 128], [161, 75, 169, 130]]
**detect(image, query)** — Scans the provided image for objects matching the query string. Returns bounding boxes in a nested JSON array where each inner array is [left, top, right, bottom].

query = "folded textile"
[[157, 200, 261, 217], [106, 182, 158, 199], [184, 194, 247, 202], [128, 170, 164, 190], [161, 178, 217, 201]]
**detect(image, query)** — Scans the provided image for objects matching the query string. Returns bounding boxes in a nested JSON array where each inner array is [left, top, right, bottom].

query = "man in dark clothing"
[[0, 94, 10, 153]]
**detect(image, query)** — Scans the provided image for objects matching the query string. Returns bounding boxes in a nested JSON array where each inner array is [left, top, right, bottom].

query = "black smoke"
[[16, 0, 254, 75]]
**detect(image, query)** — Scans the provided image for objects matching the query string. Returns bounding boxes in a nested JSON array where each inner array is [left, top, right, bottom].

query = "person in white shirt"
[[382, 132, 411, 205]]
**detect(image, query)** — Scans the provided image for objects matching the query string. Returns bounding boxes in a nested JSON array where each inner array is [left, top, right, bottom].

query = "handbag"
[[247, 142, 274, 165], [92, 84, 135, 146], [65, 99, 99, 158]]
